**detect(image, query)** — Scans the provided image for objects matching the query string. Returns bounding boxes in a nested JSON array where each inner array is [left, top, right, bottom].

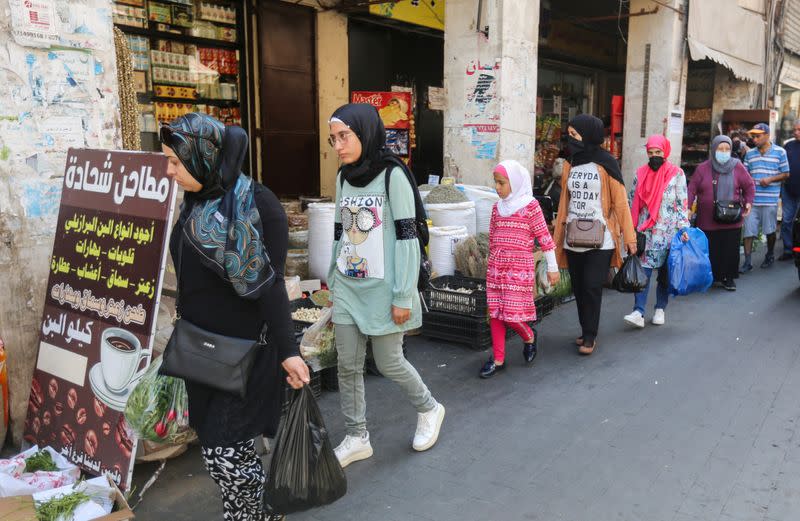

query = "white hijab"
[[494, 160, 535, 217]]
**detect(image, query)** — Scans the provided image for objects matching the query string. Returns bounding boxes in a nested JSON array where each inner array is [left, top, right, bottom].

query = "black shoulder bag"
[[712, 172, 743, 224], [160, 235, 268, 399]]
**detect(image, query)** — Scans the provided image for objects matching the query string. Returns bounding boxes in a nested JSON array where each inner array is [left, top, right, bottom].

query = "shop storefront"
[[534, 0, 627, 191], [112, 0, 249, 150], [346, 3, 445, 184]]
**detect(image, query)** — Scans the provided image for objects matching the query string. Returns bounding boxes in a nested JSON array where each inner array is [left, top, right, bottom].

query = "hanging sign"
[[23, 149, 176, 491], [369, 0, 444, 31], [8, 0, 59, 48], [351, 91, 413, 157]]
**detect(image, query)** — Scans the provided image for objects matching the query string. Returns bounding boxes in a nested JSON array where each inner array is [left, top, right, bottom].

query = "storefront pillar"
[[443, 0, 540, 186], [316, 10, 349, 197], [621, 0, 688, 181]]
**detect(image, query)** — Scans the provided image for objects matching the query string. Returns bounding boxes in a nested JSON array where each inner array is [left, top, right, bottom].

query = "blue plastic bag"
[[668, 228, 714, 296]]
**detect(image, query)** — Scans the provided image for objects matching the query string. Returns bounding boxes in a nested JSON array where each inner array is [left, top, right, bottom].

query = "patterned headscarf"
[[161, 113, 275, 299]]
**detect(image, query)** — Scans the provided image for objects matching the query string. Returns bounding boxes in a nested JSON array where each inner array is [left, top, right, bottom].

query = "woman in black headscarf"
[[553, 114, 637, 356], [160, 113, 309, 521]]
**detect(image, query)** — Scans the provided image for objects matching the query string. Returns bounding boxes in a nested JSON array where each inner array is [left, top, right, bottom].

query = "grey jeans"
[[336, 323, 437, 436]]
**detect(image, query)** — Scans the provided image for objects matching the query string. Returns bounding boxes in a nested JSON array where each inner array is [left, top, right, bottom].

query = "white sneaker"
[[334, 432, 373, 468], [624, 310, 645, 329], [412, 403, 445, 452], [652, 308, 665, 325]]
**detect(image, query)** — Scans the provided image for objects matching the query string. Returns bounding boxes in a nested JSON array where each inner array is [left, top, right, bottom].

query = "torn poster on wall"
[[9, 0, 113, 51], [464, 61, 500, 160]]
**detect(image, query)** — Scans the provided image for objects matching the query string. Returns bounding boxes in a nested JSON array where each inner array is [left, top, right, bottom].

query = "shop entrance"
[[348, 18, 444, 184], [256, 2, 319, 196]]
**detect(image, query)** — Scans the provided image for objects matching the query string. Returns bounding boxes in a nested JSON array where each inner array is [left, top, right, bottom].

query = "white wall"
[[443, 0, 539, 186], [621, 0, 688, 182], [0, 0, 122, 447]]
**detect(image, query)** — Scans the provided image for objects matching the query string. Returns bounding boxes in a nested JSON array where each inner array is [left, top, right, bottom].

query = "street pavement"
[[131, 252, 800, 521]]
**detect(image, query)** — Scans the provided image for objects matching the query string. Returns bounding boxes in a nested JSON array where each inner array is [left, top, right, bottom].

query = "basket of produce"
[[424, 275, 487, 317], [290, 298, 324, 335]]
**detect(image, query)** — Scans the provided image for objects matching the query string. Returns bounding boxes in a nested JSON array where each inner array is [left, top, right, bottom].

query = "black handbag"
[[160, 236, 267, 399], [712, 173, 743, 224]]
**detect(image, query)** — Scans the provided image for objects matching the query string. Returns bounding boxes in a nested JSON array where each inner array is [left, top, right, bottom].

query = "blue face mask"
[[715, 151, 731, 164]]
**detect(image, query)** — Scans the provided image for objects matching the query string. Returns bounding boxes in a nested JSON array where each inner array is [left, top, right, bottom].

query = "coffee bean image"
[[29, 379, 43, 415], [43, 410, 52, 427], [76, 408, 87, 425], [48, 378, 58, 400], [93, 397, 106, 418], [115, 417, 133, 459], [84, 430, 98, 458], [60, 424, 76, 446], [67, 388, 78, 409]]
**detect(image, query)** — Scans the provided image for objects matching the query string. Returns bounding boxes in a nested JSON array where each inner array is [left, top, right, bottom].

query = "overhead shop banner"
[[23, 149, 176, 491], [369, 0, 444, 31], [687, 0, 765, 83], [781, 54, 800, 91]]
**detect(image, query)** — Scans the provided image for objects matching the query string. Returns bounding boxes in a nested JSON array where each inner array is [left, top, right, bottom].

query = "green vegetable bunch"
[[35, 490, 91, 521], [24, 450, 58, 473], [125, 357, 191, 444]]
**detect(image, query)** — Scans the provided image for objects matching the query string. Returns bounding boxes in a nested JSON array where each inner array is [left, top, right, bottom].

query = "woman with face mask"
[[623, 135, 690, 329], [553, 114, 637, 356], [687, 135, 755, 291]]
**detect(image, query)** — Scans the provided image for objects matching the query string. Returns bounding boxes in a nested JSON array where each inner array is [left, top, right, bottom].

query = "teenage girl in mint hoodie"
[[327, 103, 445, 468]]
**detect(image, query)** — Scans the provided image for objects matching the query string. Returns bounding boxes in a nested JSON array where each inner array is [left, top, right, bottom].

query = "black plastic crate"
[[534, 295, 555, 321], [422, 310, 512, 350], [290, 298, 323, 335], [425, 275, 488, 318], [320, 366, 339, 391]]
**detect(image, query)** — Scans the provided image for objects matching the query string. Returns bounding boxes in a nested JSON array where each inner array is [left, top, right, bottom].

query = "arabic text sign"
[[24, 149, 175, 491]]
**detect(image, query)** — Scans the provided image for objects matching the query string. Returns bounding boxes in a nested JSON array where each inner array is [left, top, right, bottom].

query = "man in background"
[[780, 119, 800, 261], [741, 123, 790, 272]]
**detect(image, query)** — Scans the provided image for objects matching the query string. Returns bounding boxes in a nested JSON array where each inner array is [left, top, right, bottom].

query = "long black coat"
[[169, 183, 298, 447]]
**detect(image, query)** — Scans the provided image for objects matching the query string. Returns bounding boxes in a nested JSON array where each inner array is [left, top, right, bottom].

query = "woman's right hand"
[[282, 356, 310, 389], [625, 242, 638, 256]]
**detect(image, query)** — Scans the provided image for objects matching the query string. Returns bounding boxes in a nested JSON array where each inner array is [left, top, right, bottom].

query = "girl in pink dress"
[[481, 160, 560, 379]]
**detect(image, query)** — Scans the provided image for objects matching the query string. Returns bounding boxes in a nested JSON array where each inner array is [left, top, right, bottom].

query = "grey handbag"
[[160, 236, 268, 399], [566, 219, 606, 248]]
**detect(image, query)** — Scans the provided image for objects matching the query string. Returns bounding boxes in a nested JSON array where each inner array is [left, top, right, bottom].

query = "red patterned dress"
[[486, 200, 555, 323]]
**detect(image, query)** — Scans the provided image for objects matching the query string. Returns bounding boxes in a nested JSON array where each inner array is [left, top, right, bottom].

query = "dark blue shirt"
[[784, 139, 800, 197]]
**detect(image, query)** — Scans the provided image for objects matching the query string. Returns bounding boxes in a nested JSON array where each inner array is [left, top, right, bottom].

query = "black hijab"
[[330, 103, 395, 188], [567, 114, 625, 186]]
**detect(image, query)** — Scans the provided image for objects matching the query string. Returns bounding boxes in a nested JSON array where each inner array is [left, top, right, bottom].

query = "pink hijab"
[[494, 160, 535, 217], [631, 135, 679, 231]]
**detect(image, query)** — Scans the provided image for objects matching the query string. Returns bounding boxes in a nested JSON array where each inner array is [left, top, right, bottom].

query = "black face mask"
[[567, 136, 585, 156], [648, 156, 665, 171]]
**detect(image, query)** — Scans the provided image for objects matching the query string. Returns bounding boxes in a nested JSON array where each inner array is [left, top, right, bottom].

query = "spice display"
[[424, 185, 469, 204], [35, 490, 91, 521], [454, 233, 490, 279], [125, 358, 192, 444], [285, 250, 309, 280], [23, 451, 58, 473], [291, 307, 323, 323], [309, 289, 331, 307]]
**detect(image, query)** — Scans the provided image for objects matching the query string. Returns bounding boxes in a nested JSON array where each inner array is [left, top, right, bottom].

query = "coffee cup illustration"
[[100, 327, 148, 394]]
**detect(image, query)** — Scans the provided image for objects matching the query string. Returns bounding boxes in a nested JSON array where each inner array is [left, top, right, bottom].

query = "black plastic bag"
[[612, 255, 649, 293], [267, 385, 347, 514]]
